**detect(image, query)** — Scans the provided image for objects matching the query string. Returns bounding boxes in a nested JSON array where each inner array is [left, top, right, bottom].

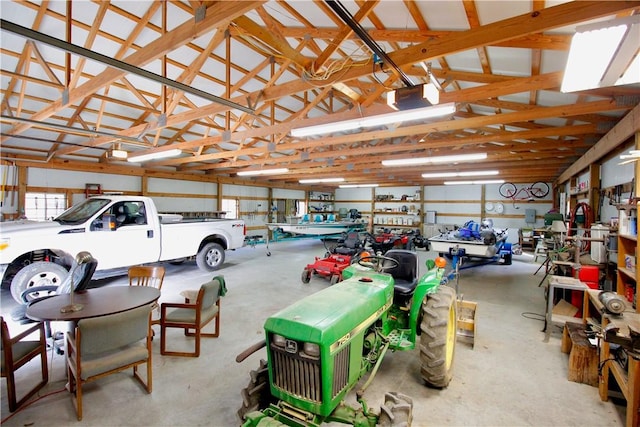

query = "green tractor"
[[237, 250, 457, 427]]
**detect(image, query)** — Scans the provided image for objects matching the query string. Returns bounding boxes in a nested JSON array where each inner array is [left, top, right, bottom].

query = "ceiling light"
[[561, 15, 640, 92], [290, 102, 456, 137], [109, 149, 128, 159], [422, 170, 499, 178], [339, 183, 379, 188], [383, 152, 487, 167], [299, 178, 345, 184], [387, 82, 440, 110], [444, 179, 505, 185], [127, 148, 181, 163], [236, 168, 289, 177]]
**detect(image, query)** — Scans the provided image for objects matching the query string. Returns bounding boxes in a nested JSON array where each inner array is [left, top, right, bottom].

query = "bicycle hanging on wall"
[[499, 182, 549, 208]]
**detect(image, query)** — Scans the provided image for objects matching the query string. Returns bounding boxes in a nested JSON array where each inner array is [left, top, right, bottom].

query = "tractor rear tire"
[[237, 359, 274, 422], [329, 274, 340, 286], [378, 392, 413, 426], [301, 268, 311, 284], [419, 285, 457, 388]]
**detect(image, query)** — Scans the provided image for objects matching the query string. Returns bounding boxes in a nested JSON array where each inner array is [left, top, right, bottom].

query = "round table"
[[26, 286, 160, 322]]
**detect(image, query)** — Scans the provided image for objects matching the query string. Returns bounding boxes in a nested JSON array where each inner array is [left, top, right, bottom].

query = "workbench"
[[543, 275, 589, 342], [585, 290, 640, 427]]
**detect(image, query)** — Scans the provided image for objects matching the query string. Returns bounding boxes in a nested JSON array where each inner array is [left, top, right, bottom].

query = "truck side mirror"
[[101, 214, 117, 231]]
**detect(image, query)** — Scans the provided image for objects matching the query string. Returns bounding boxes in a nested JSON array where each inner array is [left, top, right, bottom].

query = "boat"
[[428, 219, 509, 258], [266, 220, 365, 236]]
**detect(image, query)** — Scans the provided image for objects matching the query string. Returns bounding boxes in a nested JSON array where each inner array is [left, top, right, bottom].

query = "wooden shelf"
[[373, 223, 420, 228], [617, 227, 638, 311], [373, 211, 420, 215], [619, 267, 636, 280]]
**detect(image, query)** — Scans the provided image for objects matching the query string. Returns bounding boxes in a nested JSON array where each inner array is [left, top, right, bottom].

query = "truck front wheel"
[[196, 242, 225, 271], [11, 261, 69, 304], [419, 285, 457, 388]]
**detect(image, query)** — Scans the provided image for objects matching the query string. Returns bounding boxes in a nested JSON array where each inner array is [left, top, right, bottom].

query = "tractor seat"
[[383, 249, 418, 297], [334, 232, 363, 256]]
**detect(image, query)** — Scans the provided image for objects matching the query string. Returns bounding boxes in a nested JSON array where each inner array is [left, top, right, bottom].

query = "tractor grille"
[[332, 344, 350, 398], [272, 346, 322, 403]]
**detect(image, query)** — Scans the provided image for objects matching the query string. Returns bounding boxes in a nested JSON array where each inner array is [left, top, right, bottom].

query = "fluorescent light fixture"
[[291, 102, 456, 137], [299, 178, 345, 184], [422, 170, 499, 178], [339, 183, 379, 188], [561, 15, 640, 92], [236, 168, 289, 177], [109, 149, 128, 159], [383, 152, 487, 167], [127, 148, 181, 163], [444, 179, 505, 185]]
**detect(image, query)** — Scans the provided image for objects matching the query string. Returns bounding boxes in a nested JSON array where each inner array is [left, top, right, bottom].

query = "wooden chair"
[[128, 265, 165, 326], [1, 316, 49, 412], [66, 304, 153, 421], [160, 276, 225, 357]]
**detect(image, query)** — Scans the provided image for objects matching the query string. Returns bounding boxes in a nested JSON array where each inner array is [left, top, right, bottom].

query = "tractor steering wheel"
[[357, 254, 399, 273]]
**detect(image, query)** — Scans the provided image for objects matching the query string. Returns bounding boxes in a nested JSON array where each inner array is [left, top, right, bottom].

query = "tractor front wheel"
[[329, 274, 340, 286], [237, 359, 274, 423], [378, 392, 413, 426], [419, 285, 457, 388]]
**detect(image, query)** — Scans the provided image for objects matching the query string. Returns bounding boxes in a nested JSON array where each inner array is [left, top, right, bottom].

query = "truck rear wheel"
[[237, 359, 274, 422], [419, 285, 457, 388], [196, 242, 225, 271], [11, 261, 69, 304], [378, 392, 413, 426]]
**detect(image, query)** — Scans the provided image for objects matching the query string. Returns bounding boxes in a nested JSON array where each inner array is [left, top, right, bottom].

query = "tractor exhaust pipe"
[[236, 339, 266, 363]]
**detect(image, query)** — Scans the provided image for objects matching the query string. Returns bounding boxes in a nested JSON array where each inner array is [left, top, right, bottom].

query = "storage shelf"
[[373, 223, 420, 228], [619, 267, 637, 281], [373, 211, 420, 215]]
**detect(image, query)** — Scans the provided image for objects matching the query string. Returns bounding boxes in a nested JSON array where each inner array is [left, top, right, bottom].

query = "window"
[[221, 198, 238, 219], [297, 201, 307, 217], [24, 193, 67, 221]]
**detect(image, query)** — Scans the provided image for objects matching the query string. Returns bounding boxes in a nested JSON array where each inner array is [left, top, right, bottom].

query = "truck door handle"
[[147, 230, 154, 238]]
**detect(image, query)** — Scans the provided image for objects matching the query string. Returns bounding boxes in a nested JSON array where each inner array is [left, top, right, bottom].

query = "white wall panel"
[[152, 196, 216, 212], [29, 168, 139, 191], [148, 177, 216, 195], [272, 188, 305, 199]]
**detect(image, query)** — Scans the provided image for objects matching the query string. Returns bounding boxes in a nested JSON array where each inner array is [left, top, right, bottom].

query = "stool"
[[561, 322, 598, 387], [534, 240, 548, 262]]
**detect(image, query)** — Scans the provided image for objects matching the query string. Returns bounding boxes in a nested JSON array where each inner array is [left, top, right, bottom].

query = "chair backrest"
[[197, 278, 223, 311], [384, 249, 418, 283], [78, 304, 151, 356], [1, 316, 8, 353], [314, 214, 323, 223], [128, 266, 165, 291], [327, 214, 336, 222]]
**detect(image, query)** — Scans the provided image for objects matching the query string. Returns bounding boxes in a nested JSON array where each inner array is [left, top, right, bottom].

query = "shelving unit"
[[617, 233, 638, 311], [373, 187, 422, 230], [584, 290, 640, 427]]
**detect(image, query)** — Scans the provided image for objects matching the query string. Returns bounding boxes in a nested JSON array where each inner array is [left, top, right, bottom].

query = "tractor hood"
[[265, 272, 394, 345]]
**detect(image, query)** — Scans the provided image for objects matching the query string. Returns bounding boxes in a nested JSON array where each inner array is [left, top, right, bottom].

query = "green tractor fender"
[[408, 260, 446, 339]]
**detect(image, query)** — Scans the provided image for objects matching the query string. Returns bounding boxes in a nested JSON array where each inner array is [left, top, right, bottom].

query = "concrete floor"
[[0, 239, 626, 426]]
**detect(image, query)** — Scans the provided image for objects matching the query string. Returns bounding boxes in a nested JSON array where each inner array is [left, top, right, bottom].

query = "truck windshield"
[[54, 198, 111, 225]]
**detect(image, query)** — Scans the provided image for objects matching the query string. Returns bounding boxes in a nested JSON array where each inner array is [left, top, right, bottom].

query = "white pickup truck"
[[0, 195, 246, 303]]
